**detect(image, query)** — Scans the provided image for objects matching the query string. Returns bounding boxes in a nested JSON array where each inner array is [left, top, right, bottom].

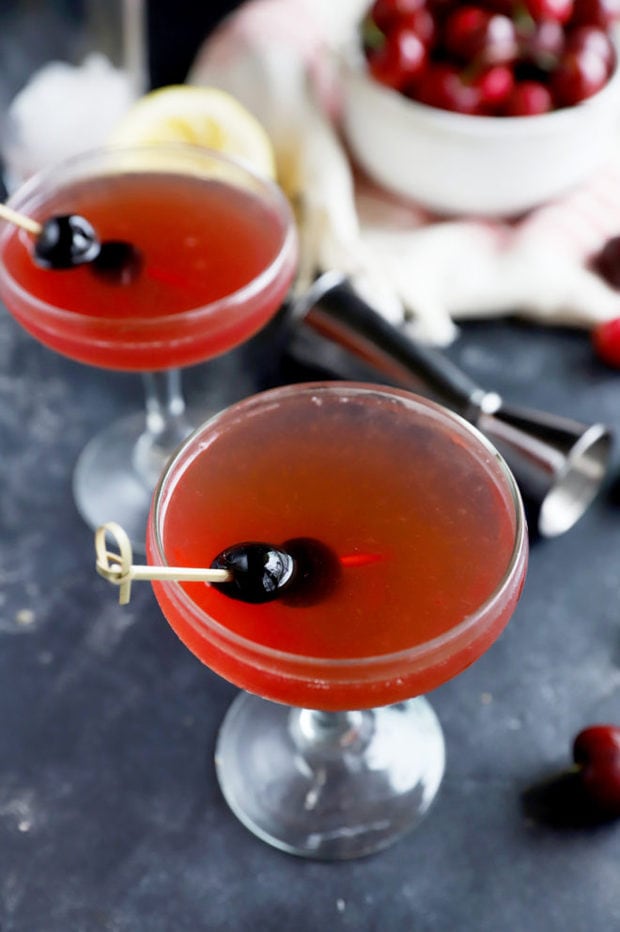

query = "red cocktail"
[[0, 145, 297, 546], [0, 156, 295, 370], [147, 381, 528, 857]]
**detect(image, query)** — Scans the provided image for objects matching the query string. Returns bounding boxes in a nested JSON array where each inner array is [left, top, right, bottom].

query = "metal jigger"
[[291, 272, 612, 537]]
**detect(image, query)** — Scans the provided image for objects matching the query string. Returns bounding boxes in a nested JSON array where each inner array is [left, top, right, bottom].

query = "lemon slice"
[[109, 85, 276, 179]]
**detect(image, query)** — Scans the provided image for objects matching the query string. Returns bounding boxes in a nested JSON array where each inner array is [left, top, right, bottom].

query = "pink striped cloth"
[[355, 157, 620, 260], [510, 164, 620, 260]]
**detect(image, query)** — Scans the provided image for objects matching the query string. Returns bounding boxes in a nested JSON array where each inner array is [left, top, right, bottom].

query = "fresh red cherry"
[[369, 0, 426, 31], [399, 7, 438, 46], [479, 0, 517, 13], [475, 64, 515, 111], [592, 317, 620, 366], [414, 62, 482, 112], [361, 0, 616, 117], [426, 0, 463, 18], [524, 0, 574, 23], [518, 18, 565, 70], [503, 79, 554, 113], [443, 6, 518, 65], [571, 0, 620, 28], [551, 46, 609, 105], [368, 26, 428, 90], [573, 724, 620, 814], [565, 24, 615, 71]]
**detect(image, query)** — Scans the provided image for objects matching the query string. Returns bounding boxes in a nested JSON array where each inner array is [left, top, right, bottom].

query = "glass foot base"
[[215, 692, 445, 860], [73, 411, 186, 553]]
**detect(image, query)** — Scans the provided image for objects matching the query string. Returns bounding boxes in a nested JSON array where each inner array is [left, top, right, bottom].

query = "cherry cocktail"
[[0, 145, 297, 546], [147, 382, 528, 857]]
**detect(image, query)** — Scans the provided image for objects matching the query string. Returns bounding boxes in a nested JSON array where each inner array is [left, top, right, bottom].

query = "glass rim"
[[0, 141, 298, 330], [150, 381, 528, 672]]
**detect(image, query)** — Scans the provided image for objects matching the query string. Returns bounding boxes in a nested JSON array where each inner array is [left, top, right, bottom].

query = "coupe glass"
[[146, 381, 528, 859], [0, 143, 297, 549]]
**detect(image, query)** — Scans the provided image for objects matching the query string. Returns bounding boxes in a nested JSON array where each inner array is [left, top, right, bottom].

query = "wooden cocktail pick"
[[95, 522, 232, 605], [0, 203, 42, 235]]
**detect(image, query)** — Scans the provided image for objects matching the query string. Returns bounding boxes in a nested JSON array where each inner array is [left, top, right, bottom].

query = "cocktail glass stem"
[[132, 369, 193, 488], [215, 692, 446, 860], [73, 368, 194, 553]]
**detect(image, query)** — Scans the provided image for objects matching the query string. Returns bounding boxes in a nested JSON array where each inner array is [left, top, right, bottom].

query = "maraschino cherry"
[[32, 212, 139, 280], [209, 538, 343, 605], [210, 542, 297, 603], [34, 214, 100, 269]]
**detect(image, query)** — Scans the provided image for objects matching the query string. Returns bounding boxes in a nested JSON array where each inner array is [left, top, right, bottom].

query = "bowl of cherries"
[[340, 0, 620, 216]]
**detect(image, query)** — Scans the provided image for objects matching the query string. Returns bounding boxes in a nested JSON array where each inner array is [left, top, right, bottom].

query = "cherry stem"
[[0, 203, 42, 236]]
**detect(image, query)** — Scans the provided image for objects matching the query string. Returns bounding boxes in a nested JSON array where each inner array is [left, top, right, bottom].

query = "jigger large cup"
[[292, 271, 612, 538]]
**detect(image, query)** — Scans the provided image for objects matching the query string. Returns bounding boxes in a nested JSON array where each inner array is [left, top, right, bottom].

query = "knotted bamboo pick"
[[0, 203, 42, 235], [95, 522, 232, 605]]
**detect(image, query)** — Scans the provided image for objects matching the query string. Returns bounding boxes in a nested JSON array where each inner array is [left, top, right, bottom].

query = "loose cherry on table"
[[572, 724, 620, 814], [592, 316, 620, 366], [590, 236, 620, 365]]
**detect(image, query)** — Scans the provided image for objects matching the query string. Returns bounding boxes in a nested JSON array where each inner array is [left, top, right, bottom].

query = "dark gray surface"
[[1, 2, 620, 928], [1, 305, 620, 931]]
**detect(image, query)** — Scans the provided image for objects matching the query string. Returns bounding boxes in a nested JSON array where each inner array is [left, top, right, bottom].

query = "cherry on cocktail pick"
[[34, 216, 140, 280], [34, 214, 101, 269], [210, 542, 298, 604], [210, 538, 347, 606], [95, 522, 232, 605], [0, 202, 137, 278], [92, 240, 142, 282], [95, 524, 365, 608]]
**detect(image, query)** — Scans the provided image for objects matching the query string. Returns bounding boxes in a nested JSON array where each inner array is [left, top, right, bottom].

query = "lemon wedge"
[[109, 85, 276, 179]]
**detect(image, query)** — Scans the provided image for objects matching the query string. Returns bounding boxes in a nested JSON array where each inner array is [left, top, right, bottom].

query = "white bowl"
[[340, 49, 620, 218]]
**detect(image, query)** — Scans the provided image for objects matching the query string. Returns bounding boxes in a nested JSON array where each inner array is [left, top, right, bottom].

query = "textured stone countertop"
[[1, 302, 619, 931], [1, 2, 620, 928]]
